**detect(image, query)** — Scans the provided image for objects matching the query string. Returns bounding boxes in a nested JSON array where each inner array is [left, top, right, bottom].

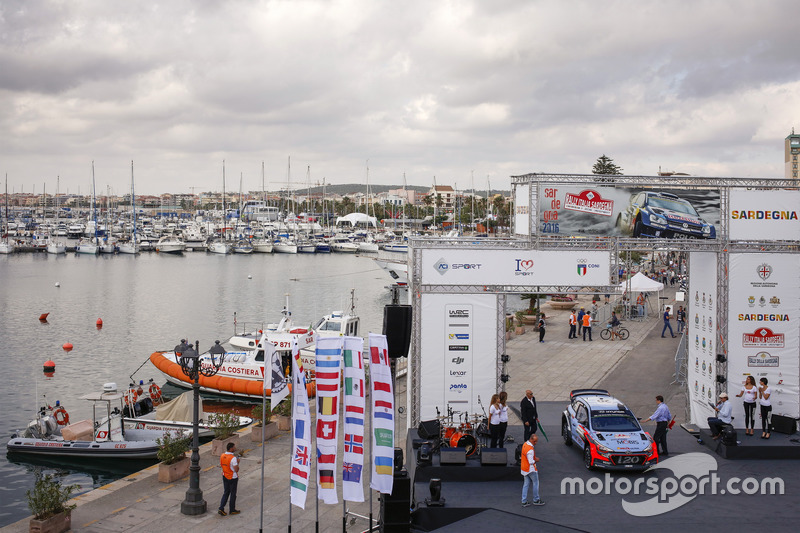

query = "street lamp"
[[178, 339, 225, 515]]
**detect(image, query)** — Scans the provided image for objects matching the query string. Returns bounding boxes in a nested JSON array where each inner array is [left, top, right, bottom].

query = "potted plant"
[[505, 315, 514, 340], [519, 294, 543, 324], [514, 311, 526, 335], [250, 401, 279, 442], [27, 473, 77, 533], [273, 398, 292, 431], [209, 412, 241, 456], [156, 431, 191, 483], [547, 294, 576, 310]]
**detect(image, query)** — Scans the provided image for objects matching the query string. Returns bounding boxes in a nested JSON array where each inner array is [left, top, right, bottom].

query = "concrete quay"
[[2, 290, 687, 532]]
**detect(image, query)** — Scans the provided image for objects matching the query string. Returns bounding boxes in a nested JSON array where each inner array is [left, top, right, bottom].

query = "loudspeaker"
[[481, 447, 508, 466], [440, 447, 466, 465], [383, 305, 412, 359], [771, 414, 797, 435], [721, 424, 737, 446], [418, 419, 440, 440], [381, 476, 411, 530], [412, 438, 432, 449]]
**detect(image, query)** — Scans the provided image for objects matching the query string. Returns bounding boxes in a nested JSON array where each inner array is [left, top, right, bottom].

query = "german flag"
[[319, 469, 335, 489]]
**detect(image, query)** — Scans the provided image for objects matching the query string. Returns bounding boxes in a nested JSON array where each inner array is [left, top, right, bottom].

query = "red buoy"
[[39, 313, 49, 322], [96, 318, 103, 327], [62, 342, 73, 351], [43, 360, 56, 372]]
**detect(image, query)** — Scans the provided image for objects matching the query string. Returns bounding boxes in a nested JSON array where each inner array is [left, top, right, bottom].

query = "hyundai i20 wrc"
[[616, 191, 716, 239], [561, 389, 658, 471]]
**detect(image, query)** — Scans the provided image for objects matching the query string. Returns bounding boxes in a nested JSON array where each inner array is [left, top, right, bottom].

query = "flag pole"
[[259, 380, 266, 533], [288, 365, 294, 533], [368, 361, 374, 532]]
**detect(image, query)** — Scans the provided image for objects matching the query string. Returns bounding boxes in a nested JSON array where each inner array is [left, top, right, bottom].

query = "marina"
[[0, 250, 396, 527]]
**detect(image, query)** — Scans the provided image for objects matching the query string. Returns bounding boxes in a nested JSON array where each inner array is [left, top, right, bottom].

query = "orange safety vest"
[[520, 441, 537, 473], [221, 452, 236, 480], [582, 314, 591, 327], [569, 313, 576, 325]]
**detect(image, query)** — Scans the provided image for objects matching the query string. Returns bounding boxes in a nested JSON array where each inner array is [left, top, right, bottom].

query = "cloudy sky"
[[1, 1, 798, 195]]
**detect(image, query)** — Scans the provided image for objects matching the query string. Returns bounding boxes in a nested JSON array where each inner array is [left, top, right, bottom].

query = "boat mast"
[[131, 160, 137, 244], [92, 161, 98, 246], [222, 160, 226, 241]]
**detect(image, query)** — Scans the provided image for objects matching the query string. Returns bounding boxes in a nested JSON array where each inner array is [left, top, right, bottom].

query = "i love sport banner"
[[315, 337, 343, 504], [369, 333, 394, 494]]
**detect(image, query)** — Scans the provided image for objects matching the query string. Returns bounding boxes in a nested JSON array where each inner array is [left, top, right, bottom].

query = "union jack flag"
[[294, 445, 309, 466]]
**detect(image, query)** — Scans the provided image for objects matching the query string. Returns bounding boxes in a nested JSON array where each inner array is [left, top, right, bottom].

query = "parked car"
[[561, 389, 658, 471], [616, 191, 716, 239]]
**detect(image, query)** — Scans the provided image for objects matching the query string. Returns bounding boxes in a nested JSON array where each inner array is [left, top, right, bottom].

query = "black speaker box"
[[721, 424, 737, 446], [440, 447, 466, 465], [481, 447, 508, 466], [381, 475, 411, 529], [389, 474, 411, 500], [383, 304, 412, 359], [412, 438, 433, 449], [771, 414, 797, 435], [418, 419, 440, 440]]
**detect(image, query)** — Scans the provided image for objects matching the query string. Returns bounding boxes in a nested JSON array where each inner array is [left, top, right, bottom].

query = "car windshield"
[[590, 411, 641, 432], [648, 196, 698, 216]]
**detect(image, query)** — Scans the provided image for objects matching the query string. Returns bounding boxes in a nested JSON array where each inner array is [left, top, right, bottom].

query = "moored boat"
[[7, 385, 180, 459]]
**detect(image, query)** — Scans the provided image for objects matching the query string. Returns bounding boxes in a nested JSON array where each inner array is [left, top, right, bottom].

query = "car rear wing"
[[569, 388, 610, 400]]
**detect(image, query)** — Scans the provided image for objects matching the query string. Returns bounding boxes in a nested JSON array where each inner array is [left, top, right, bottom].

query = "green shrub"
[[251, 401, 272, 426], [208, 412, 240, 440], [26, 473, 78, 520], [156, 431, 190, 465]]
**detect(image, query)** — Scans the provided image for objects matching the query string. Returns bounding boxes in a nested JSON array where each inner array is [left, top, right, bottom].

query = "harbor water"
[[0, 250, 398, 527]]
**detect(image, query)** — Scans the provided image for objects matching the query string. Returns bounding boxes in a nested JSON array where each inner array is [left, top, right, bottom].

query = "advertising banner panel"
[[688, 252, 718, 427], [513, 183, 531, 236], [419, 293, 498, 421], [728, 254, 800, 420], [728, 189, 800, 241], [420, 249, 610, 286], [538, 185, 720, 239]]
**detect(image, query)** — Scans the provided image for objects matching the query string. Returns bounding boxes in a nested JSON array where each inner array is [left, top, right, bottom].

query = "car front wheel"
[[633, 218, 644, 237], [584, 445, 594, 470], [562, 419, 572, 447]]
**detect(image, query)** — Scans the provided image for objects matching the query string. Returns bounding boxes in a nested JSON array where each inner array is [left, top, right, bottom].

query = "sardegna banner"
[[727, 253, 800, 420], [728, 189, 800, 241]]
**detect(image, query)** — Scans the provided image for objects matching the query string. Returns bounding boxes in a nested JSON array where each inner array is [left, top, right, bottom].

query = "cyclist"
[[608, 311, 622, 340]]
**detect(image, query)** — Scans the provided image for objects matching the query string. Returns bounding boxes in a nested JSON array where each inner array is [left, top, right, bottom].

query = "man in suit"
[[520, 389, 538, 441]]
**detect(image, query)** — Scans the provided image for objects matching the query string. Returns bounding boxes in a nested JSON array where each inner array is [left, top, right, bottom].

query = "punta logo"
[[449, 383, 468, 391]]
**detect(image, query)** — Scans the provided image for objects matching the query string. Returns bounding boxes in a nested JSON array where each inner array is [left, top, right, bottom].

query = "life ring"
[[149, 383, 162, 402], [125, 389, 139, 405], [53, 407, 70, 426]]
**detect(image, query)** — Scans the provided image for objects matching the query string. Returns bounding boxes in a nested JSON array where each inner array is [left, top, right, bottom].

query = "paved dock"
[[2, 289, 687, 532]]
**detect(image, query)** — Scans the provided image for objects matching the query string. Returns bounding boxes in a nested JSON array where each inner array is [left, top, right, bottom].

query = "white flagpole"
[[288, 363, 294, 533], [368, 363, 374, 532], [259, 375, 266, 532]]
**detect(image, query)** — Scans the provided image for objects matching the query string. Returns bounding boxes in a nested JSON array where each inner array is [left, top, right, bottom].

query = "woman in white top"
[[758, 377, 772, 439], [736, 376, 759, 436], [497, 392, 509, 448], [489, 393, 502, 448]]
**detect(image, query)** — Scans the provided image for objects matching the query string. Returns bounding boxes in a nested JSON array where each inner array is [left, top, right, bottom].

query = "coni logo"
[[561, 453, 783, 517]]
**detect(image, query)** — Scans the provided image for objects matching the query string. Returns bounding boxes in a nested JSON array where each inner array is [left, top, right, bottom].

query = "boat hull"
[[150, 351, 316, 400], [6, 437, 160, 459]]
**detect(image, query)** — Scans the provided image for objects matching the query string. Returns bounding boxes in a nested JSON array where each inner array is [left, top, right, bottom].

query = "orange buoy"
[[96, 318, 103, 328], [43, 360, 56, 372], [62, 342, 73, 351], [39, 313, 50, 322]]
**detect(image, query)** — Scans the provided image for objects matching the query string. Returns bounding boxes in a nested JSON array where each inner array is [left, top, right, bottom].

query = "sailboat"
[[75, 163, 100, 255], [99, 186, 117, 253], [0, 175, 15, 254], [273, 156, 298, 254], [118, 161, 140, 254], [46, 177, 67, 254], [251, 162, 274, 253]]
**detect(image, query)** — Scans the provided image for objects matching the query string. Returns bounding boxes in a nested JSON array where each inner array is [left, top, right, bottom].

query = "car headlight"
[[595, 443, 614, 454], [702, 226, 711, 234], [642, 443, 653, 454], [650, 215, 667, 225]]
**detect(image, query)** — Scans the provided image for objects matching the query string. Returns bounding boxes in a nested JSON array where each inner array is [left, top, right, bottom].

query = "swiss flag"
[[316, 419, 337, 440]]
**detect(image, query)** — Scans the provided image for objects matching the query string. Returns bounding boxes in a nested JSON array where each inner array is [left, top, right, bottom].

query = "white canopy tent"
[[335, 212, 378, 228], [618, 272, 665, 318]]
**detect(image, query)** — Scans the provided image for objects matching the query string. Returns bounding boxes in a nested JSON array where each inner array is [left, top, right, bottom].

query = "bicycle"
[[600, 323, 629, 340]]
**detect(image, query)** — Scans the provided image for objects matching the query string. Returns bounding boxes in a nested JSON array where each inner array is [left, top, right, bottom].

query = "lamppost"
[[177, 339, 226, 515]]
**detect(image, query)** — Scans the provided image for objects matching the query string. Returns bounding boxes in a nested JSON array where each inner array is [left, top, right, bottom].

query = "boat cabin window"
[[255, 349, 264, 362], [316, 320, 342, 332], [347, 322, 358, 336]]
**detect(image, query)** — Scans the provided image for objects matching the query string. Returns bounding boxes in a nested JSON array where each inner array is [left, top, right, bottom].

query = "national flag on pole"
[[369, 333, 394, 494], [264, 332, 289, 407], [290, 341, 311, 509], [342, 336, 365, 502], [315, 337, 343, 505]]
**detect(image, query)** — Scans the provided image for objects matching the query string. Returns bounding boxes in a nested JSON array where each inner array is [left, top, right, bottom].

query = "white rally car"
[[561, 389, 658, 471]]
